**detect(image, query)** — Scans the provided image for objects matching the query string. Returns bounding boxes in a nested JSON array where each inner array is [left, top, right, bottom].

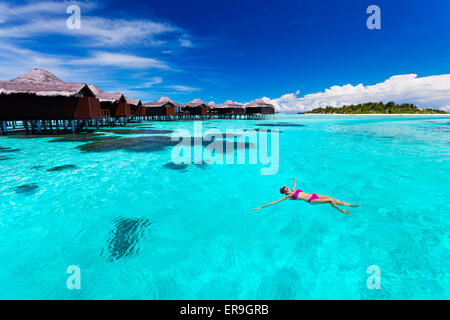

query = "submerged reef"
[[163, 162, 189, 171], [77, 136, 255, 154], [47, 165, 77, 172], [0, 146, 21, 153], [102, 217, 151, 262], [13, 183, 39, 195]]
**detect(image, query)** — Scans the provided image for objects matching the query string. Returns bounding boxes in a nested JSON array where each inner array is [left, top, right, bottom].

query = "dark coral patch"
[[252, 128, 283, 132], [102, 217, 151, 262], [164, 161, 210, 171], [77, 136, 178, 153], [47, 165, 77, 172], [76, 136, 256, 154], [0, 146, 21, 153], [163, 162, 189, 171], [13, 183, 39, 195]]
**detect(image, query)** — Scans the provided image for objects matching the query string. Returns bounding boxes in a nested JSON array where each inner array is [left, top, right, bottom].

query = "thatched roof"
[[156, 96, 173, 103], [126, 98, 142, 106], [245, 99, 275, 108], [185, 98, 208, 107], [144, 96, 180, 107], [97, 92, 125, 103], [215, 100, 244, 109], [157, 96, 181, 106], [11, 68, 64, 84], [88, 84, 105, 94], [88, 84, 125, 102], [0, 80, 93, 97], [0, 68, 94, 97]]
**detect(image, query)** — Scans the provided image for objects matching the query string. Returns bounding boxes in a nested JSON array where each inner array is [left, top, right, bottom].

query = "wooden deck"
[[0, 113, 274, 135]]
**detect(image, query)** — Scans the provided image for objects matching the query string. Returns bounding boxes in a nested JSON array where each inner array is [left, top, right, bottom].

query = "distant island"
[[305, 102, 448, 114]]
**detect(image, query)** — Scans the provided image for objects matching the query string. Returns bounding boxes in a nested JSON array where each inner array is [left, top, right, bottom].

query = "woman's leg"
[[317, 195, 359, 207], [310, 198, 350, 215], [330, 202, 350, 215]]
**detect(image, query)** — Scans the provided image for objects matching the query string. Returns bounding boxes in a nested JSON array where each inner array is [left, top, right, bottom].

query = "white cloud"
[[264, 74, 450, 112], [133, 77, 163, 88], [0, 42, 169, 82], [0, 2, 181, 47], [71, 51, 169, 69], [77, 18, 177, 46], [0, 41, 71, 79], [0, 1, 81, 22], [166, 85, 200, 93], [144, 76, 163, 87], [179, 38, 193, 47], [0, 17, 177, 47]]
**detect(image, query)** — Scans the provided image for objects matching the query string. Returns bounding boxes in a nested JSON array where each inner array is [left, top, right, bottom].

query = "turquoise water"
[[0, 114, 449, 299]]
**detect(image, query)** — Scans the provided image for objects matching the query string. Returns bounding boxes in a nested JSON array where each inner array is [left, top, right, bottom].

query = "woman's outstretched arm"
[[251, 196, 288, 211], [292, 177, 297, 191]]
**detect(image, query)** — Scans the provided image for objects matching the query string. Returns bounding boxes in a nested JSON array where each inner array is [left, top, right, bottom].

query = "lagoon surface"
[[0, 114, 449, 299]]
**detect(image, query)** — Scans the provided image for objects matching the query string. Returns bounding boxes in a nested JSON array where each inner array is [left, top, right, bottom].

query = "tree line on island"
[[305, 102, 447, 114]]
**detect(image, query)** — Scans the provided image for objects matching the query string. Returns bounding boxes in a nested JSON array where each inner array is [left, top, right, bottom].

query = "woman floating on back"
[[251, 178, 360, 215]]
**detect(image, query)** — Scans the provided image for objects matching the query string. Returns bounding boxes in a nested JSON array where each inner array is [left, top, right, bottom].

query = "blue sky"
[[0, 0, 450, 110]]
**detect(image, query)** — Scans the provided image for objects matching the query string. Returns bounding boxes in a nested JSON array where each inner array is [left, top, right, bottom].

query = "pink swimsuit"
[[291, 189, 302, 200], [292, 189, 319, 203]]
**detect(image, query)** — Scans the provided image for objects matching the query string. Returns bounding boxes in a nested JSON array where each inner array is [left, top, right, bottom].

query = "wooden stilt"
[[1, 121, 6, 135], [23, 120, 29, 134]]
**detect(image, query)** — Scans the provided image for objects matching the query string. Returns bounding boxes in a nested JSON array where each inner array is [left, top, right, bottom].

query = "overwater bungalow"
[[127, 98, 145, 118], [245, 99, 275, 115], [183, 99, 210, 116], [88, 85, 131, 120], [143, 97, 177, 119], [0, 69, 101, 132], [207, 102, 218, 116], [215, 100, 245, 118]]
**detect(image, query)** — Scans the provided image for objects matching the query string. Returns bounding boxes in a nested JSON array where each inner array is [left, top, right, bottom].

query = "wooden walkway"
[[1, 114, 274, 135]]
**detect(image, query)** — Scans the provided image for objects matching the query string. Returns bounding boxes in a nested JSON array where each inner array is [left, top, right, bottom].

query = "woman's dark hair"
[[280, 186, 287, 194]]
